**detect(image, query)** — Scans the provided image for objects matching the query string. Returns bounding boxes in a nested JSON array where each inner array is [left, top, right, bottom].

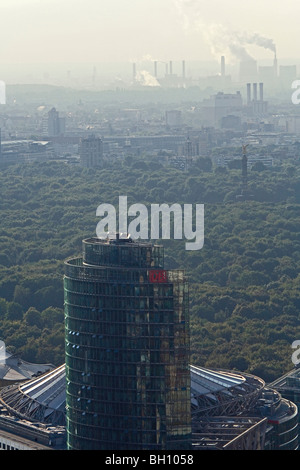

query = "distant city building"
[[200, 91, 243, 127], [165, 110, 182, 127], [246, 83, 268, 115], [102, 135, 185, 156], [258, 65, 276, 83], [79, 135, 103, 168], [285, 116, 300, 134], [221, 114, 242, 130], [258, 55, 278, 87], [64, 235, 191, 450], [0, 81, 5, 105], [44, 107, 65, 137], [279, 65, 297, 88], [0, 139, 55, 168], [177, 136, 198, 159]]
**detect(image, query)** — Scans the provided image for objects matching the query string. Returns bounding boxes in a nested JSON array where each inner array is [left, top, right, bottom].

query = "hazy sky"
[[1, 0, 300, 65]]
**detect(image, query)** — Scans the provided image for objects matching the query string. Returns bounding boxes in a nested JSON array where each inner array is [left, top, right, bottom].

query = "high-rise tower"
[[79, 135, 103, 169], [64, 235, 191, 450], [47, 107, 65, 137]]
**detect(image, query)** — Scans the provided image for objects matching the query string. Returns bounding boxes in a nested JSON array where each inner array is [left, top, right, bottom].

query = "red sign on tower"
[[149, 270, 168, 283]]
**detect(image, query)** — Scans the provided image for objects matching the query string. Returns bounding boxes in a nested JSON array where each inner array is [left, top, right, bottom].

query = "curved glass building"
[[64, 235, 191, 450]]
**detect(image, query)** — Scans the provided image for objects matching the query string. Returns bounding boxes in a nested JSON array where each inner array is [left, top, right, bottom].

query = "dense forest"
[[0, 153, 299, 382]]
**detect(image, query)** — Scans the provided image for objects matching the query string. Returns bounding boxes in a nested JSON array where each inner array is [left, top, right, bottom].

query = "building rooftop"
[[0, 364, 65, 426], [0, 363, 298, 450], [0, 352, 54, 385], [191, 365, 265, 418]]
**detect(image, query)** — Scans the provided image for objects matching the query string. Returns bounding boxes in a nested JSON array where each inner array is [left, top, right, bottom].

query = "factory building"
[[246, 82, 268, 115], [200, 91, 243, 127]]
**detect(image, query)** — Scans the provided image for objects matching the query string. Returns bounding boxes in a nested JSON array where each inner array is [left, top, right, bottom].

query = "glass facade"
[[267, 403, 299, 450], [64, 237, 191, 450]]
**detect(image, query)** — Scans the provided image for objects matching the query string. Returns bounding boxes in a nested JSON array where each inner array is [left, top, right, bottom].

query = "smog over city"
[[0, 0, 298, 86]]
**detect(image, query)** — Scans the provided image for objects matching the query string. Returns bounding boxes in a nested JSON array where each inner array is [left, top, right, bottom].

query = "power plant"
[[130, 47, 296, 97], [246, 82, 268, 114]]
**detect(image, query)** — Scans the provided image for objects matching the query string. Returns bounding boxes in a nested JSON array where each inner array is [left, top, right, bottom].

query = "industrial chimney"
[[273, 52, 278, 77], [221, 56, 225, 77], [247, 83, 251, 105], [253, 83, 258, 101], [182, 60, 186, 79], [259, 82, 264, 101]]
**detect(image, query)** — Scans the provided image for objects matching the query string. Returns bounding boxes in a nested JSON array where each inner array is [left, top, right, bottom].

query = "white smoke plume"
[[238, 32, 276, 54], [135, 70, 161, 87], [174, 0, 276, 62], [130, 54, 158, 65]]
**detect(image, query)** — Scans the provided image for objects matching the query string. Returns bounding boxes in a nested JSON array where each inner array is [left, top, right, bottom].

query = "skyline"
[[0, 0, 300, 68]]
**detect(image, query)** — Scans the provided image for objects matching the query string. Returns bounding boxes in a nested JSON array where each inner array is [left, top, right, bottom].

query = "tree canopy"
[[0, 154, 299, 381]]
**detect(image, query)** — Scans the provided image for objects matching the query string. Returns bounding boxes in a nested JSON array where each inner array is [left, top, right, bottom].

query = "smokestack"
[[253, 83, 258, 101], [182, 60, 186, 79], [169, 61, 173, 75], [92, 66, 97, 86], [247, 83, 251, 105], [154, 61, 157, 78], [274, 51, 278, 77], [221, 56, 225, 77], [259, 82, 264, 101], [133, 63, 136, 80]]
